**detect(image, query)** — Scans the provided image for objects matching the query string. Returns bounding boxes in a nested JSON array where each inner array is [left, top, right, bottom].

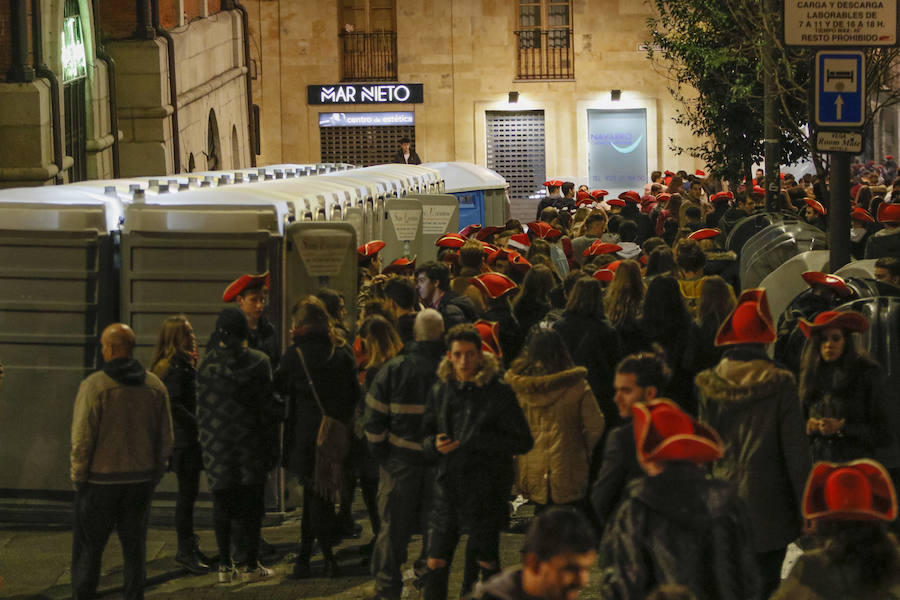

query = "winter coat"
[[248, 315, 280, 370], [504, 367, 605, 505], [482, 304, 524, 366], [451, 267, 488, 315], [152, 352, 198, 450], [599, 462, 760, 600], [71, 358, 173, 485], [695, 349, 811, 552], [436, 290, 479, 328], [801, 358, 891, 462], [718, 207, 751, 237], [276, 331, 359, 483], [769, 543, 900, 600], [591, 421, 644, 532], [364, 339, 445, 464], [422, 353, 534, 535], [640, 317, 703, 414], [512, 297, 551, 338], [196, 344, 277, 491], [552, 311, 623, 428], [865, 226, 900, 259]]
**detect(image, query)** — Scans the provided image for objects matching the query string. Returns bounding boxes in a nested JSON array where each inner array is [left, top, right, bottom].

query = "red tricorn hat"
[[800, 271, 852, 298], [687, 228, 721, 241], [851, 206, 875, 223], [751, 186, 766, 197], [591, 189, 609, 200], [633, 399, 724, 465], [664, 170, 675, 177], [382, 256, 416, 276], [470, 272, 518, 300], [886, 155, 894, 160], [798, 310, 869, 338], [485, 247, 510, 266], [223, 271, 271, 302], [459, 224, 482, 238], [593, 268, 615, 282], [357, 240, 386, 260], [710, 191, 733, 204], [435, 233, 467, 248], [802, 459, 897, 522], [576, 190, 592, 202], [508, 251, 532, 272], [878, 202, 900, 224], [607, 198, 626, 208], [584, 241, 622, 257], [508, 232, 531, 252], [695, 169, 706, 177], [715, 288, 776, 346], [618, 190, 641, 204], [526, 221, 562, 240], [544, 179, 564, 187], [641, 194, 656, 205], [474, 226, 503, 241], [656, 192, 672, 202], [474, 319, 502, 356], [804, 198, 827, 216], [576, 197, 596, 208], [606, 260, 623, 272]]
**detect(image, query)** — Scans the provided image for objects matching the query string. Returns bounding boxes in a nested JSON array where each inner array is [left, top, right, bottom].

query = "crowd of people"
[[64, 166, 900, 600]]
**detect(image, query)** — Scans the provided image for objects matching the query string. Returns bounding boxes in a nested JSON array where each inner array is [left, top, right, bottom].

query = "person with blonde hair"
[[604, 260, 647, 357], [150, 315, 209, 574]]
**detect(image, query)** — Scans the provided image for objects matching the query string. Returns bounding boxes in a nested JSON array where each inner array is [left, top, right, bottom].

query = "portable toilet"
[[425, 162, 509, 229]]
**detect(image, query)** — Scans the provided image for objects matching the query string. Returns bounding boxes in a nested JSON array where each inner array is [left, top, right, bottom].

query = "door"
[[587, 108, 648, 197]]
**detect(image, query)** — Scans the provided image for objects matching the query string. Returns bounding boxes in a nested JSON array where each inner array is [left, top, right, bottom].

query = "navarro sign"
[[308, 84, 424, 105]]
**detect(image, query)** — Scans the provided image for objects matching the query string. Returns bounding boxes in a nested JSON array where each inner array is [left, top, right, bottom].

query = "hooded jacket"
[[505, 366, 605, 505], [423, 352, 534, 534], [599, 462, 760, 600], [71, 358, 173, 484], [151, 352, 198, 450], [695, 349, 811, 552]]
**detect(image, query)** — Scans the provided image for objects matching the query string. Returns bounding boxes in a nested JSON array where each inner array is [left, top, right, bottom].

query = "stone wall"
[[243, 0, 706, 178]]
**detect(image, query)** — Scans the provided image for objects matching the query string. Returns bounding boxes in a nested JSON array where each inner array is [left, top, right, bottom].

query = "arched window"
[[231, 125, 241, 169], [62, 0, 89, 181], [206, 109, 221, 170]]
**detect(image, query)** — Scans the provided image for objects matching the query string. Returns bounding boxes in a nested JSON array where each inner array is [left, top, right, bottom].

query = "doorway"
[[486, 110, 546, 220]]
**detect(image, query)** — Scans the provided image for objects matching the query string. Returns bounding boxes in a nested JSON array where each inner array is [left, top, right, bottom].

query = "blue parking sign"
[[815, 51, 865, 128]]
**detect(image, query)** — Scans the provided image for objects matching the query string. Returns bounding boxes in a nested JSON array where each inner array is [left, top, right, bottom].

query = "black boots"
[[175, 537, 210, 574]]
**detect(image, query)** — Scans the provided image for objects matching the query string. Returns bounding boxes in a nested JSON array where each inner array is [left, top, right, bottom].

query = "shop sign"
[[308, 83, 424, 105], [318, 112, 415, 127]]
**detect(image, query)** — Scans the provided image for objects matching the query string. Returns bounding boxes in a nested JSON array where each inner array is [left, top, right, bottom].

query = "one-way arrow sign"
[[815, 50, 865, 128]]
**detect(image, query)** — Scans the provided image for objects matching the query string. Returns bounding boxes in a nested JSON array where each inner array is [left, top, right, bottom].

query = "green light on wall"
[[61, 15, 87, 83]]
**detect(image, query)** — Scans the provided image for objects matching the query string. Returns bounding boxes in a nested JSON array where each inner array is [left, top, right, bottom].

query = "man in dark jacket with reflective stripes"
[[365, 309, 446, 600]]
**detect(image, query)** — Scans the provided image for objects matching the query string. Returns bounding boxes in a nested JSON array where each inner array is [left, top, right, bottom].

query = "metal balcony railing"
[[514, 29, 574, 80], [339, 31, 398, 82]]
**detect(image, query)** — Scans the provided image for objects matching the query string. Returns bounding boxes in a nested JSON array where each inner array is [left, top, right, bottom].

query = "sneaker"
[[241, 564, 276, 582], [175, 550, 210, 575], [217, 562, 238, 583]]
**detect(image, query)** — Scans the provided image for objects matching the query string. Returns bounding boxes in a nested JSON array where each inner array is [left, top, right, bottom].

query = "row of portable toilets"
[[0, 161, 509, 502]]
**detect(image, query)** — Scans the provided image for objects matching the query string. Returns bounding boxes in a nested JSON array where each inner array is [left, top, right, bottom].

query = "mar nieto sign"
[[308, 84, 424, 105]]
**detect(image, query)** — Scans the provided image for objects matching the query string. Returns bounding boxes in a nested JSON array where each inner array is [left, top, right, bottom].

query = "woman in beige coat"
[[505, 328, 605, 511]]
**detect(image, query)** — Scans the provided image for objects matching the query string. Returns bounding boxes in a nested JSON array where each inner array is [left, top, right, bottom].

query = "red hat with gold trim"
[[798, 310, 869, 338], [470, 272, 518, 300], [618, 190, 641, 204], [591, 189, 609, 200], [656, 192, 672, 203], [687, 228, 721, 241], [802, 459, 897, 522], [633, 399, 724, 465], [357, 240, 386, 264], [485, 247, 510, 266], [851, 206, 875, 223], [223, 271, 271, 302], [508, 251, 532, 273], [751, 186, 766, 198], [804, 198, 827, 216], [584, 241, 622, 257], [474, 226, 503, 242], [526, 221, 563, 240], [544, 179, 564, 188], [382, 256, 416, 276], [710, 191, 733, 204], [607, 198, 626, 208], [641, 194, 656, 205], [459, 224, 482, 238], [576, 197, 596, 208], [878, 202, 900, 224], [715, 288, 776, 346], [435, 233, 467, 248], [576, 190, 592, 202], [607, 260, 623, 272], [474, 319, 502, 356], [800, 272, 853, 298], [593, 268, 615, 282]]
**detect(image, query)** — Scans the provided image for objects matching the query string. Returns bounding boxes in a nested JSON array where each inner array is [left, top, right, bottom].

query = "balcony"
[[339, 31, 398, 82], [514, 29, 574, 81]]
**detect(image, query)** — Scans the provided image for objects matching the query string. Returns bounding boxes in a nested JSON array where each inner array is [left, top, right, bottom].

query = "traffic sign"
[[784, 0, 898, 47], [815, 130, 863, 154], [815, 50, 865, 128]]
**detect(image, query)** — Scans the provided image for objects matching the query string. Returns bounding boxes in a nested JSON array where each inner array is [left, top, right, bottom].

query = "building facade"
[[0, 0, 255, 187], [243, 0, 708, 201]]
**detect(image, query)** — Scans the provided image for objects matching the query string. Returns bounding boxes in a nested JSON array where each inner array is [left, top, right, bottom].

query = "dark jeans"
[[171, 447, 202, 546], [71, 481, 155, 600], [756, 546, 787, 599], [425, 527, 500, 600], [212, 483, 265, 568], [299, 486, 338, 562], [372, 459, 427, 599]]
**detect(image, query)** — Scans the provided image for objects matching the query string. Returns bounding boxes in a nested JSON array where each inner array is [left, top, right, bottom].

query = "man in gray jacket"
[[70, 323, 173, 600]]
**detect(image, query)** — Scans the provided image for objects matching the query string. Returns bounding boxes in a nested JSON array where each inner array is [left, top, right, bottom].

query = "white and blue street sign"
[[815, 50, 865, 128]]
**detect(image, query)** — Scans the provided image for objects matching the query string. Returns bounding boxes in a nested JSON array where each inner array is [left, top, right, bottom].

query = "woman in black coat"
[[798, 310, 891, 462], [511, 264, 555, 339], [277, 296, 360, 579]]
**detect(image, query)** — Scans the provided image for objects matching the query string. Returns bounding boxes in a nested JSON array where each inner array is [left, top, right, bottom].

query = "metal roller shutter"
[[486, 110, 546, 211], [320, 125, 415, 166]]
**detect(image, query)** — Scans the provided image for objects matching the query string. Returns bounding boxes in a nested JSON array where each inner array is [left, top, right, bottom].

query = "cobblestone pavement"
[[0, 505, 608, 600]]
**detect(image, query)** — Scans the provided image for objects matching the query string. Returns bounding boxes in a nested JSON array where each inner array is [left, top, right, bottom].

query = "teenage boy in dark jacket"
[[420, 324, 534, 600]]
